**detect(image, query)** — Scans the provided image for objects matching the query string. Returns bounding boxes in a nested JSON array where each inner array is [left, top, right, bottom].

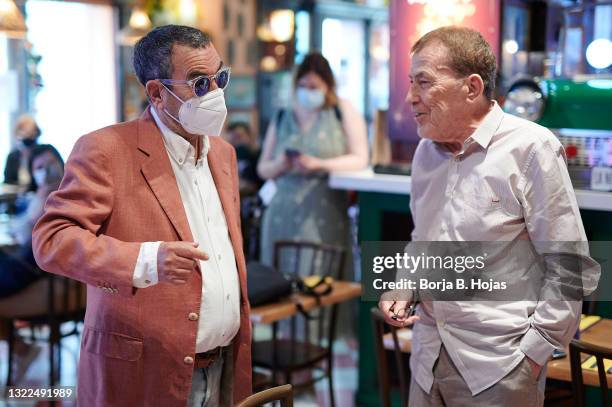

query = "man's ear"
[[466, 74, 485, 101], [145, 80, 163, 110]]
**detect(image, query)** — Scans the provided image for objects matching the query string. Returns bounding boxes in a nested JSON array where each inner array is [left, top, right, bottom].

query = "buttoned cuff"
[[520, 327, 556, 366], [132, 241, 162, 288]]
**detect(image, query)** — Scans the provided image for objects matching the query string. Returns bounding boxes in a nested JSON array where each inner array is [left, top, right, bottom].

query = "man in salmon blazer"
[[32, 25, 251, 407]]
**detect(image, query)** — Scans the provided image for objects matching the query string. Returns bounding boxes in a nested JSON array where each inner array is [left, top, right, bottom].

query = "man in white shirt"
[[33, 25, 251, 407], [379, 26, 599, 406]]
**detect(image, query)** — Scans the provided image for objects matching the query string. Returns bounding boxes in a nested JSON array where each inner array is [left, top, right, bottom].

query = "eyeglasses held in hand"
[[159, 67, 231, 97], [391, 303, 418, 321]]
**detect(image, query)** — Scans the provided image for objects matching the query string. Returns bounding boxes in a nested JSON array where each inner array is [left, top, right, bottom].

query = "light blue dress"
[[260, 107, 350, 268]]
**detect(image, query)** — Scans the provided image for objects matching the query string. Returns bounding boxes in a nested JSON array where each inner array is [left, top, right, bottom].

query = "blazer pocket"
[[82, 326, 143, 362]]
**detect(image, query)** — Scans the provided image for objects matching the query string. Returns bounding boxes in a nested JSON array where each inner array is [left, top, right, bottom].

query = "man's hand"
[[526, 356, 542, 380], [157, 241, 209, 285], [378, 290, 419, 328]]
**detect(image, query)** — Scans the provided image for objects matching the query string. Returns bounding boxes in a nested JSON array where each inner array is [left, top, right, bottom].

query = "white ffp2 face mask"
[[296, 87, 325, 110], [162, 85, 228, 136]]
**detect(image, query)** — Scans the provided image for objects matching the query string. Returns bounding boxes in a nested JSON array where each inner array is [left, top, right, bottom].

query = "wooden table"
[[0, 183, 24, 201], [383, 319, 612, 387], [250, 281, 362, 324], [548, 319, 612, 387]]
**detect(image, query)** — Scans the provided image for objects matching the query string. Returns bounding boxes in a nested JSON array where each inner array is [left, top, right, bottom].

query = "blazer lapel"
[[137, 108, 194, 242]]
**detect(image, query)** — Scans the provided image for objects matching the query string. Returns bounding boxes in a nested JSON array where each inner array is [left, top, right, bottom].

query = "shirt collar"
[[466, 101, 504, 150], [150, 106, 210, 166]]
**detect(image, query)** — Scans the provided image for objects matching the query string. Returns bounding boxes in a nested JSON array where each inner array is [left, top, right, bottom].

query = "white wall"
[[26, 0, 118, 160]]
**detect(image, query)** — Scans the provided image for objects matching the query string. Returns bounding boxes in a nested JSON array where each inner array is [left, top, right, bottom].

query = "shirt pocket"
[[458, 180, 523, 234]]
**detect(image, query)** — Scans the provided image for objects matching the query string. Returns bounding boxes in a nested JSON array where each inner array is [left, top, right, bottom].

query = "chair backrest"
[[570, 339, 612, 407], [273, 240, 345, 280], [273, 240, 345, 351], [371, 307, 409, 407], [235, 384, 293, 407]]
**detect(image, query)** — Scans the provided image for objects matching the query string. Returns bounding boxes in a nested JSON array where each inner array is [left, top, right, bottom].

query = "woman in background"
[[257, 52, 368, 268], [0, 144, 64, 383], [2, 143, 65, 292]]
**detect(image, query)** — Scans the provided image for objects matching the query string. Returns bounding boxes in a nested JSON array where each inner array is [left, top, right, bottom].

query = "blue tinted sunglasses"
[[159, 66, 231, 97]]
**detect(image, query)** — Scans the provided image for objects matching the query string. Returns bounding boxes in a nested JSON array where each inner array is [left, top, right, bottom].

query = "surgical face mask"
[[162, 85, 227, 136], [33, 164, 62, 188], [296, 87, 325, 110]]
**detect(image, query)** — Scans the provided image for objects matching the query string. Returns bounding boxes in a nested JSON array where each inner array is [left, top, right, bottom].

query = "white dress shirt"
[[132, 108, 240, 353], [406, 102, 599, 395]]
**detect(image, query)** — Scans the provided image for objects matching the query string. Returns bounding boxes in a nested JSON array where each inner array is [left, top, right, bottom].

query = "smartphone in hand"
[[285, 148, 302, 159]]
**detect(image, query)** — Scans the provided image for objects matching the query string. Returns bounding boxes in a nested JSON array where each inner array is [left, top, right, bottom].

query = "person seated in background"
[[0, 144, 64, 382], [1, 143, 64, 297], [225, 121, 262, 196], [4, 114, 42, 186], [257, 52, 368, 267]]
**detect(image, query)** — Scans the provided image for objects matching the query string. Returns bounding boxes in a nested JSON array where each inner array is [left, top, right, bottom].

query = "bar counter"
[[330, 168, 612, 211]]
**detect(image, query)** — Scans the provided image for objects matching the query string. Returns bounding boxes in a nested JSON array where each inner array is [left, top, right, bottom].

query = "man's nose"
[[405, 84, 418, 104]]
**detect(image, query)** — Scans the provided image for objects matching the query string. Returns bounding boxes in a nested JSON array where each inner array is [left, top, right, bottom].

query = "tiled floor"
[[0, 323, 359, 407]]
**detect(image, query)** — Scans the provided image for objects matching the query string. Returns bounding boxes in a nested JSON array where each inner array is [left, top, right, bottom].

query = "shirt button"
[[226, 294, 230, 300], [217, 254, 221, 260], [184, 356, 194, 365], [188, 312, 199, 321], [145, 279, 151, 284]]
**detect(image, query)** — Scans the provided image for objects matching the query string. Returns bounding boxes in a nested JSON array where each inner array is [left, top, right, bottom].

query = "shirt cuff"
[[520, 327, 556, 366], [132, 241, 162, 288]]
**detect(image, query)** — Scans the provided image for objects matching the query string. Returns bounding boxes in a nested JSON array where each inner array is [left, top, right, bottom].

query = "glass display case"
[[504, 1, 612, 191]]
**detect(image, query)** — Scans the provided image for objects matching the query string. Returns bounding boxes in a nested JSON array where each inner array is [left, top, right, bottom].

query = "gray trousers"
[[409, 346, 546, 407]]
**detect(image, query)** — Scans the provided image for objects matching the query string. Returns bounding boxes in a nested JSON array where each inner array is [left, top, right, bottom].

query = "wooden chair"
[[570, 339, 612, 407], [252, 240, 345, 407], [235, 384, 293, 407], [371, 307, 410, 407], [1, 272, 86, 386]]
